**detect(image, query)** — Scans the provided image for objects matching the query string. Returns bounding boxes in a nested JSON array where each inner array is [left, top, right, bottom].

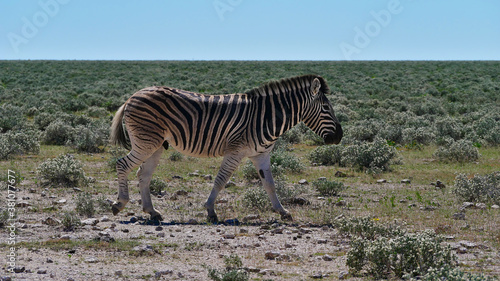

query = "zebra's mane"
[[245, 75, 330, 97]]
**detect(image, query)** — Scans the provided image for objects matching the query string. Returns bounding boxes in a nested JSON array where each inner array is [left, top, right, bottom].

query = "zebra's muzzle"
[[324, 125, 343, 145]]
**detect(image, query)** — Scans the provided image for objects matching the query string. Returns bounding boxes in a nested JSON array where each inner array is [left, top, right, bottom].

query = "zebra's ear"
[[311, 78, 321, 96]]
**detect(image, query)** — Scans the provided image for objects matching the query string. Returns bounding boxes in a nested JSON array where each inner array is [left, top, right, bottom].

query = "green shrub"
[[37, 154, 85, 186], [308, 145, 342, 166], [205, 254, 248, 281], [61, 211, 81, 231], [341, 138, 399, 173], [168, 150, 184, 161], [150, 177, 168, 196], [0, 129, 40, 160], [453, 172, 500, 204], [241, 188, 269, 211], [69, 121, 109, 152], [312, 178, 346, 197], [86, 106, 108, 118], [408, 265, 497, 281], [75, 192, 95, 218], [241, 160, 259, 181], [347, 229, 456, 279], [434, 139, 480, 162], [435, 117, 463, 141], [402, 127, 435, 146], [270, 148, 304, 174], [42, 120, 74, 145], [336, 216, 405, 240], [0, 104, 25, 132]]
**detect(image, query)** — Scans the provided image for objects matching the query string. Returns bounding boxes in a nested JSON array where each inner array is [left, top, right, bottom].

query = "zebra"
[[109, 74, 343, 222]]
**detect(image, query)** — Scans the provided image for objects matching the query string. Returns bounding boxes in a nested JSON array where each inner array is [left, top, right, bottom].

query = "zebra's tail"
[[110, 103, 131, 150]]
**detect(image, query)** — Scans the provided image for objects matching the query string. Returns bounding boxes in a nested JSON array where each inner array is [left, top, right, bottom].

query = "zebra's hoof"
[[111, 204, 121, 216], [150, 213, 163, 222], [207, 214, 218, 224], [280, 212, 293, 221]]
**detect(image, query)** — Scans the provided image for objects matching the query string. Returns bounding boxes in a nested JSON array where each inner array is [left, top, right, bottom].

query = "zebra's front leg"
[[204, 153, 244, 223], [137, 147, 164, 221], [250, 153, 292, 221]]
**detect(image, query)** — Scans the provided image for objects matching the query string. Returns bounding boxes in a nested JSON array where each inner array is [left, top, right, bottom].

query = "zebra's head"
[[302, 76, 343, 145]]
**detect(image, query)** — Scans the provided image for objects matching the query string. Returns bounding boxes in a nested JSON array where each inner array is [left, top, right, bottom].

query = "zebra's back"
[[124, 86, 251, 157]]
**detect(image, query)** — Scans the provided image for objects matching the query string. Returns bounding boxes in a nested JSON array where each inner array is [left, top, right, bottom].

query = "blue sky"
[[1, 0, 499, 60]]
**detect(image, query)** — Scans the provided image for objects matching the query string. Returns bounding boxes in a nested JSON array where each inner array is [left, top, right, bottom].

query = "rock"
[[29, 188, 36, 193], [459, 240, 477, 248], [317, 239, 328, 244], [223, 234, 235, 239], [1, 276, 12, 281], [175, 190, 188, 196], [492, 204, 500, 209], [54, 199, 67, 205], [318, 177, 327, 181], [265, 251, 280, 260], [298, 179, 308, 185], [245, 267, 260, 273], [475, 203, 487, 209], [81, 218, 99, 226], [155, 270, 173, 278], [133, 244, 154, 253], [16, 201, 31, 208], [336, 200, 347, 207], [203, 174, 213, 181], [157, 232, 165, 238], [322, 254, 333, 261], [129, 217, 138, 223], [187, 218, 198, 225], [436, 180, 446, 189], [453, 212, 465, 220], [462, 202, 475, 209], [225, 181, 236, 188], [100, 216, 110, 222], [289, 197, 310, 205], [115, 270, 123, 277], [155, 226, 163, 231], [172, 175, 183, 180], [243, 214, 260, 222], [311, 272, 325, 279], [13, 266, 25, 273], [85, 257, 98, 263], [457, 247, 468, 254], [339, 271, 348, 280], [376, 179, 387, 184], [37, 269, 47, 274], [401, 179, 411, 184], [217, 198, 228, 204], [43, 217, 61, 226], [334, 171, 347, 177], [240, 228, 248, 234]]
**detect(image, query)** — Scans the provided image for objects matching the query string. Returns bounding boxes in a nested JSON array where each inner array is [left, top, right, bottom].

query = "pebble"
[[265, 251, 280, 260], [223, 234, 235, 239], [43, 217, 61, 226], [475, 203, 487, 209], [462, 202, 475, 209], [298, 179, 308, 185], [317, 239, 328, 244], [13, 266, 25, 273], [85, 257, 98, 263], [203, 174, 213, 180], [401, 179, 411, 184], [36, 269, 47, 274], [243, 214, 260, 222], [81, 218, 99, 226], [322, 254, 333, 261], [376, 179, 387, 184]]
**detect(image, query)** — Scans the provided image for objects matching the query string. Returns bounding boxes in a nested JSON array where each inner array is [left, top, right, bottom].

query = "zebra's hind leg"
[[112, 145, 159, 216], [204, 153, 245, 223], [250, 153, 292, 221], [137, 147, 164, 221]]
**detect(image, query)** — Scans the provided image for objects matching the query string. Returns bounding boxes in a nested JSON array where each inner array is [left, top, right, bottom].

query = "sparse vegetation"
[[0, 61, 499, 280], [37, 154, 86, 186]]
